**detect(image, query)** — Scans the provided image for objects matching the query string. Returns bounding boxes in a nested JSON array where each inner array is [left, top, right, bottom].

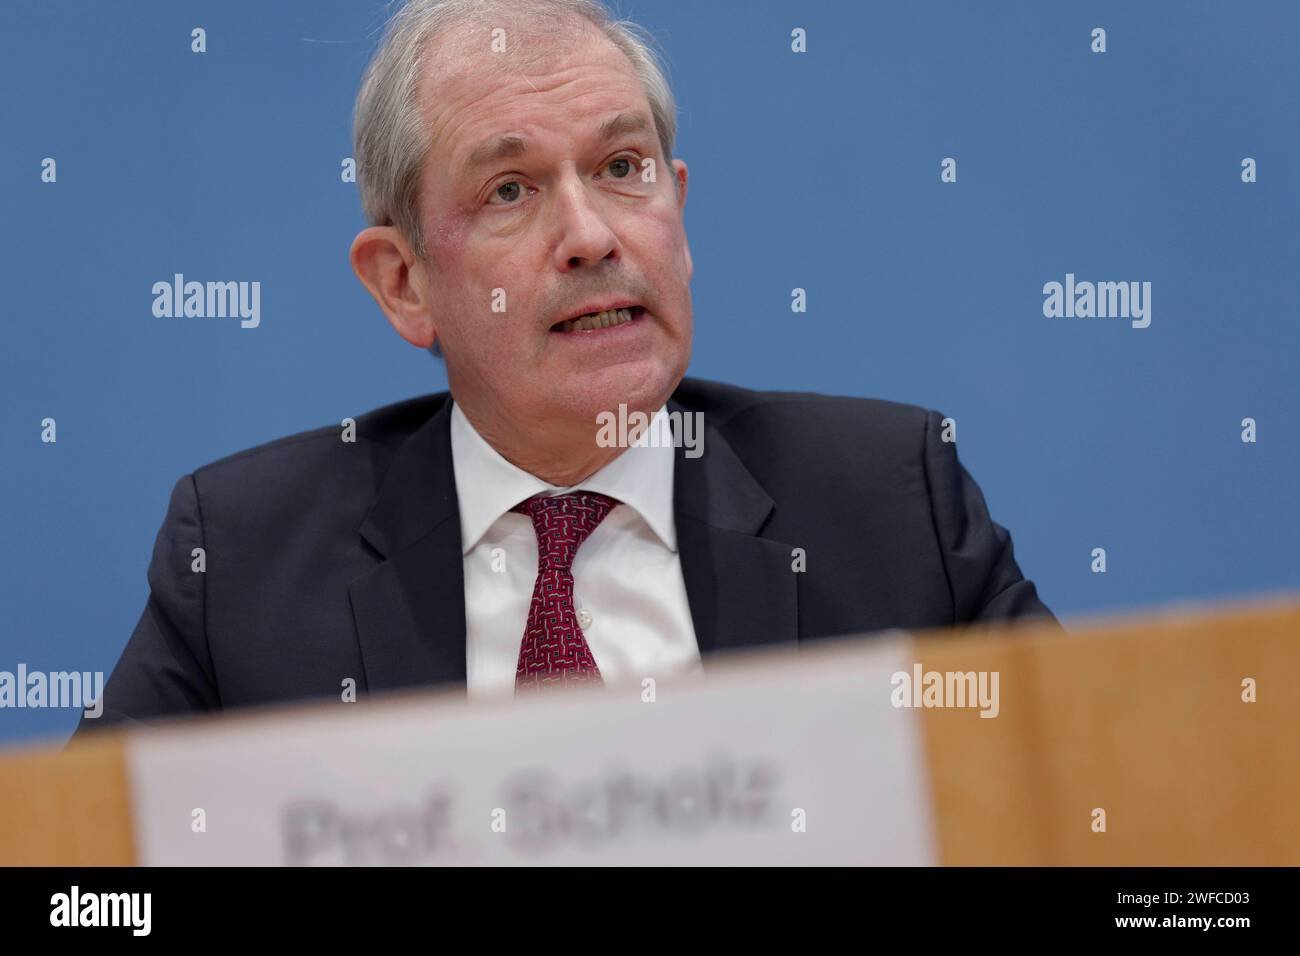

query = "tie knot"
[[511, 491, 619, 570]]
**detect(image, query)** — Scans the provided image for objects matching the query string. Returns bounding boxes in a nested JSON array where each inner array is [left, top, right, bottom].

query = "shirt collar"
[[449, 401, 678, 555]]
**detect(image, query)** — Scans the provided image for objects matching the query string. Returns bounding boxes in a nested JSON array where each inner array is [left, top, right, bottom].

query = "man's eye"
[[607, 157, 634, 178], [493, 181, 523, 203]]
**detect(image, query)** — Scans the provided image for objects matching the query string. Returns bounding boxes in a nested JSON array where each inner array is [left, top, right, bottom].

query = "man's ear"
[[671, 159, 693, 281], [671, 158, 689, 210], [349, 226, 438, 349]]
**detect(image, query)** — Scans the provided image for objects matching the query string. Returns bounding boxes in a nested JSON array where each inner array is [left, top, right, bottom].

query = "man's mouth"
[[551, 305, 645, 333]]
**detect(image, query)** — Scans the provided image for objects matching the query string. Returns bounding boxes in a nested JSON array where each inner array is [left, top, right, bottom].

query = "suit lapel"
[[349, 391, 801, 693], [349, 397, 468, 695], [669, 399, 800, 660]]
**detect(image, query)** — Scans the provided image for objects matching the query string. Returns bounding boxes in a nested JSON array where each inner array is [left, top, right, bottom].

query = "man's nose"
[[551, 175, 620, 271]]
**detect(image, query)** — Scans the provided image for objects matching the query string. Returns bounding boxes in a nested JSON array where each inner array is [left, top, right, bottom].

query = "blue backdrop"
[[2, 0, 1296, 743]]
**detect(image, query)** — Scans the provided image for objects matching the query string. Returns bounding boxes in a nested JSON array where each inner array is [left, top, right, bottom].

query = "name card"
[[127, 637, 936, 865]]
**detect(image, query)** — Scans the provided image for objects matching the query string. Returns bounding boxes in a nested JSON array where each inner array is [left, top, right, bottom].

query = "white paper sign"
[[127, 636, 937, 865]]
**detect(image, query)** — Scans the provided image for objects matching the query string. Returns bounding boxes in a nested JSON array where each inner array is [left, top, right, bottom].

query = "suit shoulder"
[[187, 392, 449, 502], [674, 377, 933, 449]]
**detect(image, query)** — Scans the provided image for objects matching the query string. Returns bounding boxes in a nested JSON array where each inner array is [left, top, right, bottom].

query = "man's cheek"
[[426, 206, 477, 271]]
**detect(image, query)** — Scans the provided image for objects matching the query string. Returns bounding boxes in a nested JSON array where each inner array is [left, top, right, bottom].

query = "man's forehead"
[[421, 26, 645, 155]]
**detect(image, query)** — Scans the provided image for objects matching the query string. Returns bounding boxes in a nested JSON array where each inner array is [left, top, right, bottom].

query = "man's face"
[[415, 26, 693, 436]]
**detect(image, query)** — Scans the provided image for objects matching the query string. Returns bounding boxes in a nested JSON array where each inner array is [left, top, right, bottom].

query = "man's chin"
[[540, 362, 682, 433]]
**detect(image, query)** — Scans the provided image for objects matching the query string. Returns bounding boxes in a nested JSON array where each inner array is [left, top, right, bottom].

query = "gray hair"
[[353, 0, 678, 264]]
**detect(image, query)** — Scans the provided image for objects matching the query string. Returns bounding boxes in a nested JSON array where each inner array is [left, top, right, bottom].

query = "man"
[[74, 0, 1055, 736]]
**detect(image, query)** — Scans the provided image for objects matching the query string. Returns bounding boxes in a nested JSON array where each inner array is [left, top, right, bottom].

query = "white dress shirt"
[[450, 402, 702, 698]]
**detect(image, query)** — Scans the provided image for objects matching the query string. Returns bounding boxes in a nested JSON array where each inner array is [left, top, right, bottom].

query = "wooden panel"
[[0, 733, 134, 865], [920, 599, 1300, 864]]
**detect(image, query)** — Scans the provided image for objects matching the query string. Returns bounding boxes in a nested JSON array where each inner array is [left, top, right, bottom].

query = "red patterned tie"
[[511, 491, 619, 693]]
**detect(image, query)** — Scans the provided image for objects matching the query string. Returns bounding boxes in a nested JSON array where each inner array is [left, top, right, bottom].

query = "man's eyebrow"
[[595, 110, 652, 144], [460, 111, 653, 178], [461, 134, 529, 177]]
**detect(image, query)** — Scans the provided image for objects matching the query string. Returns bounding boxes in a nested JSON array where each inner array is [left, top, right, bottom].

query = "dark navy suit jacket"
[[73, 378, 1058, 738]]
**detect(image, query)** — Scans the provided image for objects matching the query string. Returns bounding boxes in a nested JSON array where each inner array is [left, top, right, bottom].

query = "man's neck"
[[454, 401, 643, 488]]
